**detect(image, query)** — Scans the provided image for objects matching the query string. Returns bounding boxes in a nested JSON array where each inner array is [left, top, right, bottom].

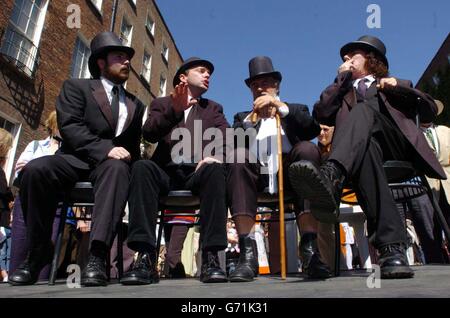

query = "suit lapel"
[[122, 91, 136, 132], [90, 80, 115, 130]]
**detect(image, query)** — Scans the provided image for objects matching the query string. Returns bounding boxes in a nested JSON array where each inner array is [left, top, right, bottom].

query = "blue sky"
[[156, 0, 450, 123]]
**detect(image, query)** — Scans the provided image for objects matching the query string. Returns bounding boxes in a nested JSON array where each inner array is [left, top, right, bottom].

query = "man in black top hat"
[[9, 32, 145, 286], [226, 56, 331, 282], [290, 35, 446, 278], [121, 57, 230, 285]]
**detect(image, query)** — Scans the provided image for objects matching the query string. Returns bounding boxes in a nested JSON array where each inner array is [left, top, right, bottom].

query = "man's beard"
[[103, 65, 129, 84]]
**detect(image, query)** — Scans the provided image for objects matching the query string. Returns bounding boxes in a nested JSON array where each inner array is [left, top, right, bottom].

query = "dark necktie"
[[111, 86, 120, 130], [425, 128, 437, 154], [357, 78, 368, 98]]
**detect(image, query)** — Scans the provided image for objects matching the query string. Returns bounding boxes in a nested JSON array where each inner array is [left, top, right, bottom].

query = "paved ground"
[[1, 265, 449, 298]]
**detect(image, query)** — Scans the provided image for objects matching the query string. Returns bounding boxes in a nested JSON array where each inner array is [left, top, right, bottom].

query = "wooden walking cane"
[[275, 113, 286, 280], [251, 111, 286, 279]]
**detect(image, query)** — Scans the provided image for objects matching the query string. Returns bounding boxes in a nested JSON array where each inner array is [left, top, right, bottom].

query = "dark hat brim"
[[340, 41, 388, 69], [245, 71, 282, 87], [173, 59, 214, 87], [88, 46, 135, 79]]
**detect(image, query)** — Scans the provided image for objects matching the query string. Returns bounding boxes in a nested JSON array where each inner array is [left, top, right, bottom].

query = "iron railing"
[[0, 26, 40, 78]]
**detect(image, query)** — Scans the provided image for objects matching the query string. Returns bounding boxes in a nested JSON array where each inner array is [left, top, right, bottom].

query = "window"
[[159, 74, 167, 97], [0, 0, 49, 77], [161, 41, 169, 63], [146, 13, 155, 37], [120, 17, 133, 47], [70, 37, 91, 79], [141, 51, 152, 83], [90, 0, 102, 12]]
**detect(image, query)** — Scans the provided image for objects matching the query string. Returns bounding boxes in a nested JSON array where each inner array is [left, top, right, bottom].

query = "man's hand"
[[377, 77, 398, 90], [107, 147, 131, 162], [253, 92, 285, 119], [170, 82, 197, 113], [195, 157, 222, 172], [338, 59, 354, 74]]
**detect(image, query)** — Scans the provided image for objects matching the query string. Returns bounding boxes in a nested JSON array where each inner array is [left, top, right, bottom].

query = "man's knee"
[[290, 141, 321, 163]]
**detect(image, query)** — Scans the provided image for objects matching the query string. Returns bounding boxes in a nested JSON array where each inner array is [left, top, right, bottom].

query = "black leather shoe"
[[289, 160, 345, 223], [229, 237, 259, 282], [299, 233, 332, 279], [81, 254, 108, 287], [167, 262, 186, 279], [121, 252, 159, 285], [8, 242, 54, 286], [200, 251, 228, 283], [379, 244, 414, 279]]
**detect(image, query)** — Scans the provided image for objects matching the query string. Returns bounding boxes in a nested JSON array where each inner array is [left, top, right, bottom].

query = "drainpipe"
[[110, 0, 118, 32]]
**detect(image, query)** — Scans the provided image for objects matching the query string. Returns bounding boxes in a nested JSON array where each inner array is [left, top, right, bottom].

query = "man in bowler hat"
[[9, 32, 145, 286], [290, 35, 446, 278], [227, 56, 331, 282], [121, 57, 230, 285]]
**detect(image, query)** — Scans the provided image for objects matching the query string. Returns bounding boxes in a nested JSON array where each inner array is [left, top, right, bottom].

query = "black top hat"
[[245, 56, 282, 87], [173, 57, 214, 87], [340, 35, 389, 69], [88, 32, 135, 79]]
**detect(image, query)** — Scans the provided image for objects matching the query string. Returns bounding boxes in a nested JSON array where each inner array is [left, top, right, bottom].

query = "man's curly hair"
[[364, 52, 389, 78]]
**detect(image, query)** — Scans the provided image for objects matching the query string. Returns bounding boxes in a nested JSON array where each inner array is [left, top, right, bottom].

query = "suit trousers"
[[19, 155, 130, 250], [227, 141, 321, 218], [127, 160, 228, 252], [329, 103, 413, 248]]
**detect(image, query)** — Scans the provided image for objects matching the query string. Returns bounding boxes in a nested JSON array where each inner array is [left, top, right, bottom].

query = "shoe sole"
[[120, 277, 156, 285], [81, 278, 107, 287], [229, 276, 254, 282], [289, 161, 339, 224], [8, 279, 38, 286], [381, 266, 414, 279], [201, 274, 228, 283]]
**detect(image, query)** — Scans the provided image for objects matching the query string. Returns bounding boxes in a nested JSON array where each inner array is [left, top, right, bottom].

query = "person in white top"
[[227, 56, 331, 282]]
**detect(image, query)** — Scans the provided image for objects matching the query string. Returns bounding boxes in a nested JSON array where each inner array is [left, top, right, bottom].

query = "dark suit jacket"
[[313, 71, 445, 179], [233, 103, 320, 148], [56, 79, 145, 170], [143, 95, 230, 168]]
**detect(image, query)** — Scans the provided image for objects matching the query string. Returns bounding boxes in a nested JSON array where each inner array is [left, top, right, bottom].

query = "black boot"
[[81, 254, 108, 287], [167, 262, 186, 279], [8, 242, 54, 286], [379, 243, 414, 279], [289, 160, 345, 223], [300, 233, 332, 279], [121, 251, 160, 285], [199, 250, 228, 283], [229, 236, 259, 282]]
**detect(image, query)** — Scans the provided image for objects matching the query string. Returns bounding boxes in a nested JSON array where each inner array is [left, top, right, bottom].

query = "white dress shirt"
[[101, 77, 128, 136], [353, 75, 376, 90], [243, 96, 292, 193]]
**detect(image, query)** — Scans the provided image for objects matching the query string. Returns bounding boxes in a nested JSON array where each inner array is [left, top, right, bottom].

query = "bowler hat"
[[340, 35, 389, 69], [88, 32, 135, 79], [173, 57, 214, 87], [245, 56, 282, 87]]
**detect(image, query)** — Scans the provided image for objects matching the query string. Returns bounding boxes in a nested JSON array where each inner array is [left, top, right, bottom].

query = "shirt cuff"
[[278, 105, 289, 118]]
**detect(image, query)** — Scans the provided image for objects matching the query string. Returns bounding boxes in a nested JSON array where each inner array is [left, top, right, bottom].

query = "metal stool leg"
[[334, 221, 341, 277], [49, 204, 68, 285], [155, 211, 165, 268], [117, 220, 124, 279]]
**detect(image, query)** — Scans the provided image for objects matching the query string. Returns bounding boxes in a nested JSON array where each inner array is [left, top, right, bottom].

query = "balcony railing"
[[0, 27, 40, 78]]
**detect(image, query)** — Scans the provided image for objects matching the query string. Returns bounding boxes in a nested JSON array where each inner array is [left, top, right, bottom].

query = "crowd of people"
[[0, 31, 448, 287]]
